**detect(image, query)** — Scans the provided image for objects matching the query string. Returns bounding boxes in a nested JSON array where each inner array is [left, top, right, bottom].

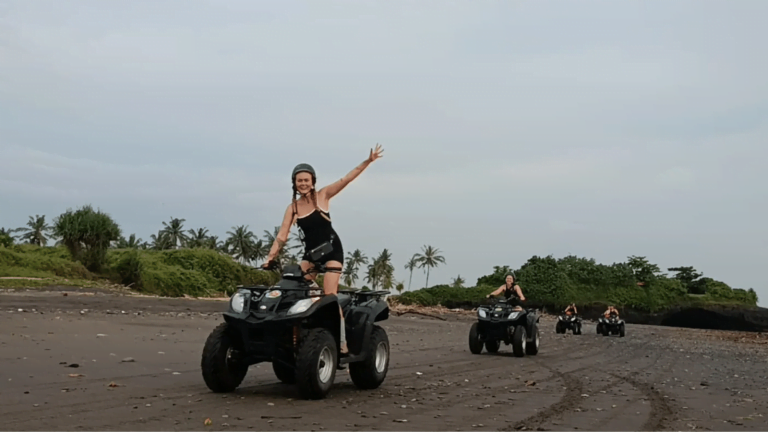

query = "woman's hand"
[[368, 143, 384, 163]]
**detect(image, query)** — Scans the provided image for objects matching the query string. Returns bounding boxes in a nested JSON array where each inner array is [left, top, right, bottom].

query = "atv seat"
[[337, 293, 352, 309]]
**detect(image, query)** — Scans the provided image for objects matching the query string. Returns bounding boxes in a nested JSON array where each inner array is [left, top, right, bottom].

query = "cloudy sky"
[[1, 0, 766, 303]]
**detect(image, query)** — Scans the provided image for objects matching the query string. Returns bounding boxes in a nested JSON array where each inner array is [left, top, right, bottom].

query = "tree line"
[[1, 206, 448, 293]]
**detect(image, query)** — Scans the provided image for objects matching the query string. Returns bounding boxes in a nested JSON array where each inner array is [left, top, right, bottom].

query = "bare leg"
[[322, 260, 346, 353]]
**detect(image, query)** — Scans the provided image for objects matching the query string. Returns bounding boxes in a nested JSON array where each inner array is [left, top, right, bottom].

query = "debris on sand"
[[121, 357, 135, 363], [68, 373, 84, 378], [204, 418, 212, 426]]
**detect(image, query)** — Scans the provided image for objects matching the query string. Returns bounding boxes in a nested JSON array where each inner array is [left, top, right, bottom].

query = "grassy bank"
[[0, 244, 279, 297]]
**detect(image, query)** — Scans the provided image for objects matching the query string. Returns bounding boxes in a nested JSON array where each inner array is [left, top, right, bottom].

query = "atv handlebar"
[[261, 258, 330, 276]]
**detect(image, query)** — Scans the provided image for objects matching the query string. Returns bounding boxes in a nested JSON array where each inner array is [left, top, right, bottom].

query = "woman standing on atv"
[[262, 144, 384, 354], [486, 273, 526, 310]]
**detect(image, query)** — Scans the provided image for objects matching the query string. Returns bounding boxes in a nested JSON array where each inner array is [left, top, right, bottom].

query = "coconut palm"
[[116, 234, 143, 249], [451, 274, 465, 288], [149, 230, 173, 250], [345, 249, 369, 287], [414, 245, 446, 288], [15, 215, 51, 246], [404, 254, 419, 292], [263, 226, 301, 264], [226, 225, 258, 265], [160, 217, 188, 249], [186, 228, 210, 248]]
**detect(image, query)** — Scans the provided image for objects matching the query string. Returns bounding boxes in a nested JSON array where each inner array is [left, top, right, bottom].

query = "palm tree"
[[395, 282, 405, 294], [186, 228, 210, 248], [263, 226, 301, 264], [451, 275, 465, 288], [404, 254, 419, 292], [248, 239, 269, 265], [226, 225, 258, 265], [346, 249, 369, 287], [414, 245, 446, 288], [116, 234, 143, 249], [15, 215, 51, 246], [160, 217, 188, 249], [342, 265, 357, 287], [149, 230, 173, 250], [375, 249, 395, 289], [365, 249, 394, 290]]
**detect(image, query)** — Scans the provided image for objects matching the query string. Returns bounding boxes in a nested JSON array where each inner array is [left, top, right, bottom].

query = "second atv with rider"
[[469, 296, 540, 356]]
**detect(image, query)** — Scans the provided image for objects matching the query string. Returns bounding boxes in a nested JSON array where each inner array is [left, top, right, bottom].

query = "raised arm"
[[263, 204, 296, 266], [320, 144, 383, 200]]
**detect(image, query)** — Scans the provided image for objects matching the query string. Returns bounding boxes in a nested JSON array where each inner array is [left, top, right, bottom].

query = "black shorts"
[[302, 237, 344, 266]]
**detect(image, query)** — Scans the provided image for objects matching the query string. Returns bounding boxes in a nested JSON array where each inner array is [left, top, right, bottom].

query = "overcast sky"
[[1, 0, 766, 304]]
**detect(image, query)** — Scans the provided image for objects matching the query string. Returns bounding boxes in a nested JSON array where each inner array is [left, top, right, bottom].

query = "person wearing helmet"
[[262, 144, 384, 354], [486, 273, 526, 311]]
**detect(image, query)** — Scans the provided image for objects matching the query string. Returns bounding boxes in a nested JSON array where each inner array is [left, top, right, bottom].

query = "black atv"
[[555, 314, 582, 334], [468, 296, 540, 357], [596, 313, 625, 337], [201, 261, 391, 400]]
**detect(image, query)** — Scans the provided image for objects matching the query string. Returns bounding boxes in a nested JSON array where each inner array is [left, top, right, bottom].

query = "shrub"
[[52, 205, 121, 272], [106, 248, 279, 297], [0, 245, 91, 279]]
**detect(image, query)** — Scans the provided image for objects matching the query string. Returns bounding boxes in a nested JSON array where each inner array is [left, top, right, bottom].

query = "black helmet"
[[292, 163, 316, 181]]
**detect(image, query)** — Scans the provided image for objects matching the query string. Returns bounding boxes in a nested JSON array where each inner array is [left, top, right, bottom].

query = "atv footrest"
[[338, 353, 365, 365]]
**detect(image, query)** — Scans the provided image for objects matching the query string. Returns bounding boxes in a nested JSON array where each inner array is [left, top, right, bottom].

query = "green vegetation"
[[398, 255, 759, 312], [1, 207, 439, 297], [3, 206, 756, 309]]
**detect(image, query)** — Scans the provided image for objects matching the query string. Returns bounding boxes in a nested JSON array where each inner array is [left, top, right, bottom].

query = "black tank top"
[[295, 209, 337, 251], [503, 284, 519, 300]]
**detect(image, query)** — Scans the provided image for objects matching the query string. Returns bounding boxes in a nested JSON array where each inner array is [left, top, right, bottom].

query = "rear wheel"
[[555, 321, 563, 334], [201, 323, 248, 393], [349, 325, 389, 389], [512, 325, 527, 357], [468, 322, 483, 354], [295, 328, 337, 399]]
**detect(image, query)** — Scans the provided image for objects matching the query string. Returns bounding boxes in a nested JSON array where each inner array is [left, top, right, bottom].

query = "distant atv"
[[556, 314, 582, 334], [201, 260, 391, 400], [468, 296, 540, 357], [596, 313, 625, 337]]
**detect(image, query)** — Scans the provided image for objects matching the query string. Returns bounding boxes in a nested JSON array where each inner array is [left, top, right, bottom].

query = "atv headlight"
[[230, 291, 246, 313], [508, 311, 521, 320], [287, 298, 314, 315], [478, 308, 487, 318], [558, 316, 563, 321]]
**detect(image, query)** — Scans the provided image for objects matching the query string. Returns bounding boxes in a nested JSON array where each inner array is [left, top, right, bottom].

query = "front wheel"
[[512, 325, 527, 357], [555, 321, 563, 334], [201, 323, 248, 393], [349, 325, 389, 390], [295, 328, 337, 399], [619, 323, 625, 337], [468, 322, 483, 354]]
